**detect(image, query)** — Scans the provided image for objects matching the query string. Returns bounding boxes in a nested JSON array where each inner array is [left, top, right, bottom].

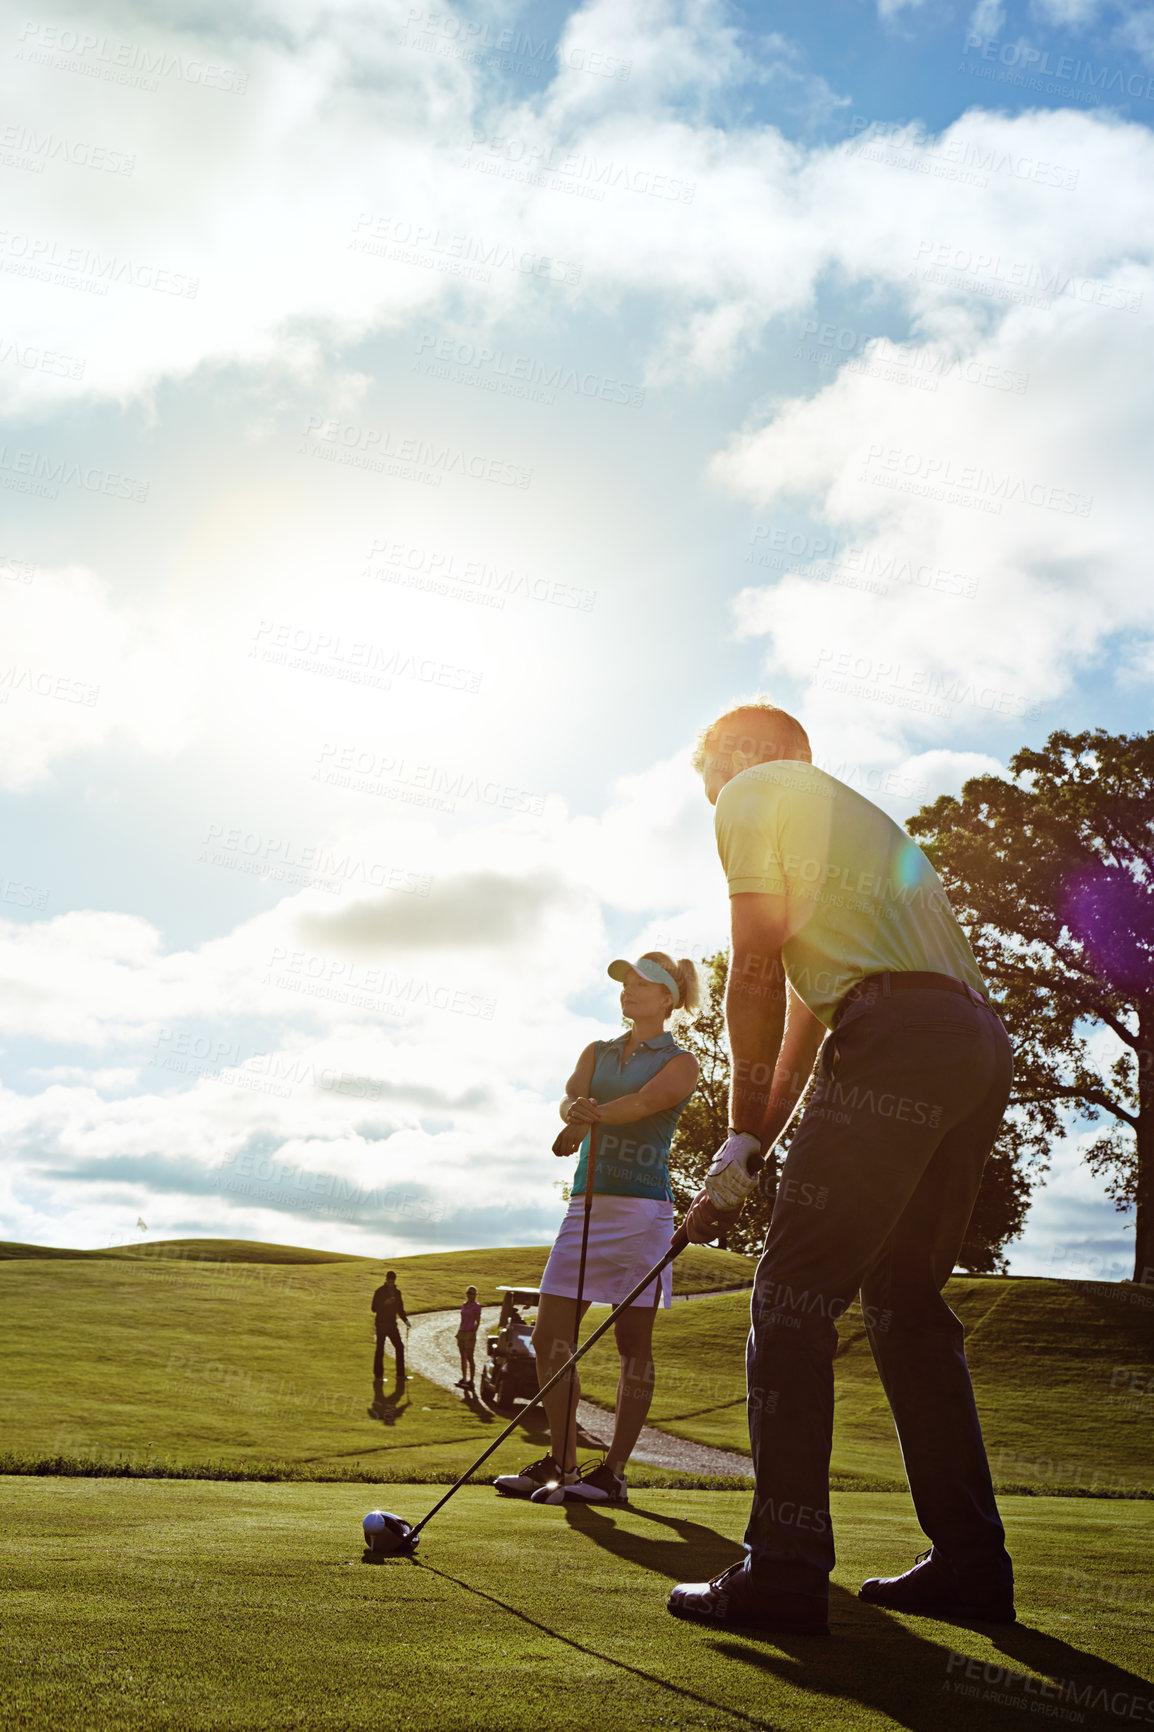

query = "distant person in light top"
[[495, 953, 699, 1507], [371, 1270, 409, 1383], [456, 1285, 481, 1390], [665, 701, 1015, 1639]]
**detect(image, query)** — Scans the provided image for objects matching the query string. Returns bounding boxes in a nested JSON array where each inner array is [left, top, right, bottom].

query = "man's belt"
[[832, 970, 988, 1029]]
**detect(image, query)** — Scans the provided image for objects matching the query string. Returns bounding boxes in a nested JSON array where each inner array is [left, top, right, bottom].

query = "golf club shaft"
[[405, 1223, 690, 1541], [559, 1120, 598, 1472]]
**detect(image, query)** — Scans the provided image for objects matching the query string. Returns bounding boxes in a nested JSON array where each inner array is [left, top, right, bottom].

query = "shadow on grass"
[[417, 1557, 779, 1732], [457, 1387, 496, 1423], [478, 1398, 604, 1453], [367, 1380, 410, 1427], [707, 1586, 1154, 1731], [411, 1512, 1152, 1729], [300, 1398, 560, 1469], [562, 1500, 738, 1583]]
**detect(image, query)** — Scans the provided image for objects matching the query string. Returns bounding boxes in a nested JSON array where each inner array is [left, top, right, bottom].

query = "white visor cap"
[[607, 957, 680, 1007]]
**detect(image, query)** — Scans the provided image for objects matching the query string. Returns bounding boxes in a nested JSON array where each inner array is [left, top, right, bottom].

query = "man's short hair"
[[691, 700, 812, 775], [386, 1270, 396, 1279]]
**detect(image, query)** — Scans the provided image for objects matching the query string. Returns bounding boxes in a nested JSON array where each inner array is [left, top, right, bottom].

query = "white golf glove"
[[704, 1133, 763, 1211]]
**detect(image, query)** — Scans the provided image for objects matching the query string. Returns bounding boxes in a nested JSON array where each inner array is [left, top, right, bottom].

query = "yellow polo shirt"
[[714, 761, 986, 1027]]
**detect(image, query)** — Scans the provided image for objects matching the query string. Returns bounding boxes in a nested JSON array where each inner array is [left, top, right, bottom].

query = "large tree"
[[669, 951, 1031, 1272], [907, 728, 1153, 1285]]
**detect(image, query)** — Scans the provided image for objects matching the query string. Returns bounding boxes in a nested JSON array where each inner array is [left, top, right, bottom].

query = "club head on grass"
[[362, 1509, 420, 1559]]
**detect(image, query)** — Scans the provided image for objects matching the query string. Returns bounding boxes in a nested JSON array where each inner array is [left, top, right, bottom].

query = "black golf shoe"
[[668, 1562, 830, 1636], [494, 1453, 577, 1499], [858, 1549, 1015, 1623]]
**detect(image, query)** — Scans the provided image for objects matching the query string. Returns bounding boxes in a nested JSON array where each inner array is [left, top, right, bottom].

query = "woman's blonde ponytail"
[[640, 951, 700, 1015]]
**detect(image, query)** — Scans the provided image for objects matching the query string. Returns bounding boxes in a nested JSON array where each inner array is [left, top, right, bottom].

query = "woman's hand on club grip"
[[566, 1096, 602, 1125]]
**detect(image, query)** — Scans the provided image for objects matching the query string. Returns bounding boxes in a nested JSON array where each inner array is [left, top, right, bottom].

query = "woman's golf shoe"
[[567, 1461, 628, 1504], [495, 1454, 578, 1499], [530, 1459, 627, 1505]]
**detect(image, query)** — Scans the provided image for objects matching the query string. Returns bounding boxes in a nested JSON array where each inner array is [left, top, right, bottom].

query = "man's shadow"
[[367, 1378, 410, 1426], [562, 1506, 1151, 1730], [706, 1586, 1154, 1732], [562, 1501, 738, 1582], [474, 1397, 605, 1452]]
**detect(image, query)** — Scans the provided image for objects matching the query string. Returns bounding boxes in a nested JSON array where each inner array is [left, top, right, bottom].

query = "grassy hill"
[[0, 1239, 754, 1485], [1, 1239, 1149, 1495], [0, 1237, 367, 1264], [0, 1235, 755, 1295], [575, 1276, 1154, 1496]]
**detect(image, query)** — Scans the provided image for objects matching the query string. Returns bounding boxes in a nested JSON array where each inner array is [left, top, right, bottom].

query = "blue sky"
[[1, 0, 1150, 1278]]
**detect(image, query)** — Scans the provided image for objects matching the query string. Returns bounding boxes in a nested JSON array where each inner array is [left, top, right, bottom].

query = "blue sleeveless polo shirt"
[[571, 1030, 695, 1202]]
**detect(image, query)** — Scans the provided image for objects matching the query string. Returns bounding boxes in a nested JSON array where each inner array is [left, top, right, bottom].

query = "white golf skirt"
[[540, 1194, 675, 1310]]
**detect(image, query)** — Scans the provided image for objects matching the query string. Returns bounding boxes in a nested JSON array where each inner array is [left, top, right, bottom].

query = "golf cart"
[[479, 1286, 540, 1411]]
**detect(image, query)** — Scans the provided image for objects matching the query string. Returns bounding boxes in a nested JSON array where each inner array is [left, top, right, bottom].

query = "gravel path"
[[406, 1300, 753, 1479]]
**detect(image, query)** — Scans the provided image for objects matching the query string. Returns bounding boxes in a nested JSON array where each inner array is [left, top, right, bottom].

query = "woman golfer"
[[455, 1285, 481, 1391], [495, 953, 699, 1506]]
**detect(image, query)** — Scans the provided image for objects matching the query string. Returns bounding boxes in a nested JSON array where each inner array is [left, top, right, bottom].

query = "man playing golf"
[[371, 1270, 409, 1385], [667, 701, 1014, 1637]]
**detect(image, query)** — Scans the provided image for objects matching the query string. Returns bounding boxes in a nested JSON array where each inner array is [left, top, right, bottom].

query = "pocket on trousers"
[[830, 999, 871, 1037]]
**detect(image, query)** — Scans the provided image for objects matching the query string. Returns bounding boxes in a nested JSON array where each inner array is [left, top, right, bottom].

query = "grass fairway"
[[0, 1240, 752, 1481], [1, 1478, 1150, 1732], [575, 1278, 1154, 1495], [3, 1241, 1151, 1494]]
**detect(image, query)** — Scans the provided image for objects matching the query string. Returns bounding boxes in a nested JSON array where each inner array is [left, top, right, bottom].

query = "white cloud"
[[713, 266, 1154, 750], [0, 566, 200, 789], [1115, 5, 1154, 64], [1029, 0, 1104, 25], [1006, 1124, 1135, 1282], [295, 868, 574, 951], [548, 0, 746, 120], [2, 0, 1148, 1282], [968, 0, 1007, 38], [1120, 638, 1154, 682], [0, 728, 736, 1250], [877, 0, 925, 19], [6, 3, 1151, 410], [899, 748, 1007, 797]]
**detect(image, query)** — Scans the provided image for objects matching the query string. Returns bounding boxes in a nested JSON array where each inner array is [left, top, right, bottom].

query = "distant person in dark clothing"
[[371, 1270, 409, 1382]]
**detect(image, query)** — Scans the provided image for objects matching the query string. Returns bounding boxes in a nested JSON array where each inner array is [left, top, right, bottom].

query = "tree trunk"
[[1133, 1017, 1154, 1287]]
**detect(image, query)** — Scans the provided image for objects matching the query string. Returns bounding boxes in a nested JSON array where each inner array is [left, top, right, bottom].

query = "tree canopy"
[[908, 727, 1153, 1284]]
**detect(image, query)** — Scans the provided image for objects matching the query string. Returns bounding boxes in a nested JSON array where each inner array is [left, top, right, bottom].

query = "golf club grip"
[[406, 1224, 690, 1540]]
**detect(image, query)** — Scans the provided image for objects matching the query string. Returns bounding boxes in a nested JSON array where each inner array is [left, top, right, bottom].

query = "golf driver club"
[[362, 1146, 764, 1556], [364, 1224, 698, 1557]]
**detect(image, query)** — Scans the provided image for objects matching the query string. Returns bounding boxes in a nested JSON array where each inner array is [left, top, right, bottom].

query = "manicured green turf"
[[0, 1241, 752, 1481], [0, 1478, 1149, 1731], [4, 1241, 1149, 1496], [574, 1277, 1154, 1495]]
